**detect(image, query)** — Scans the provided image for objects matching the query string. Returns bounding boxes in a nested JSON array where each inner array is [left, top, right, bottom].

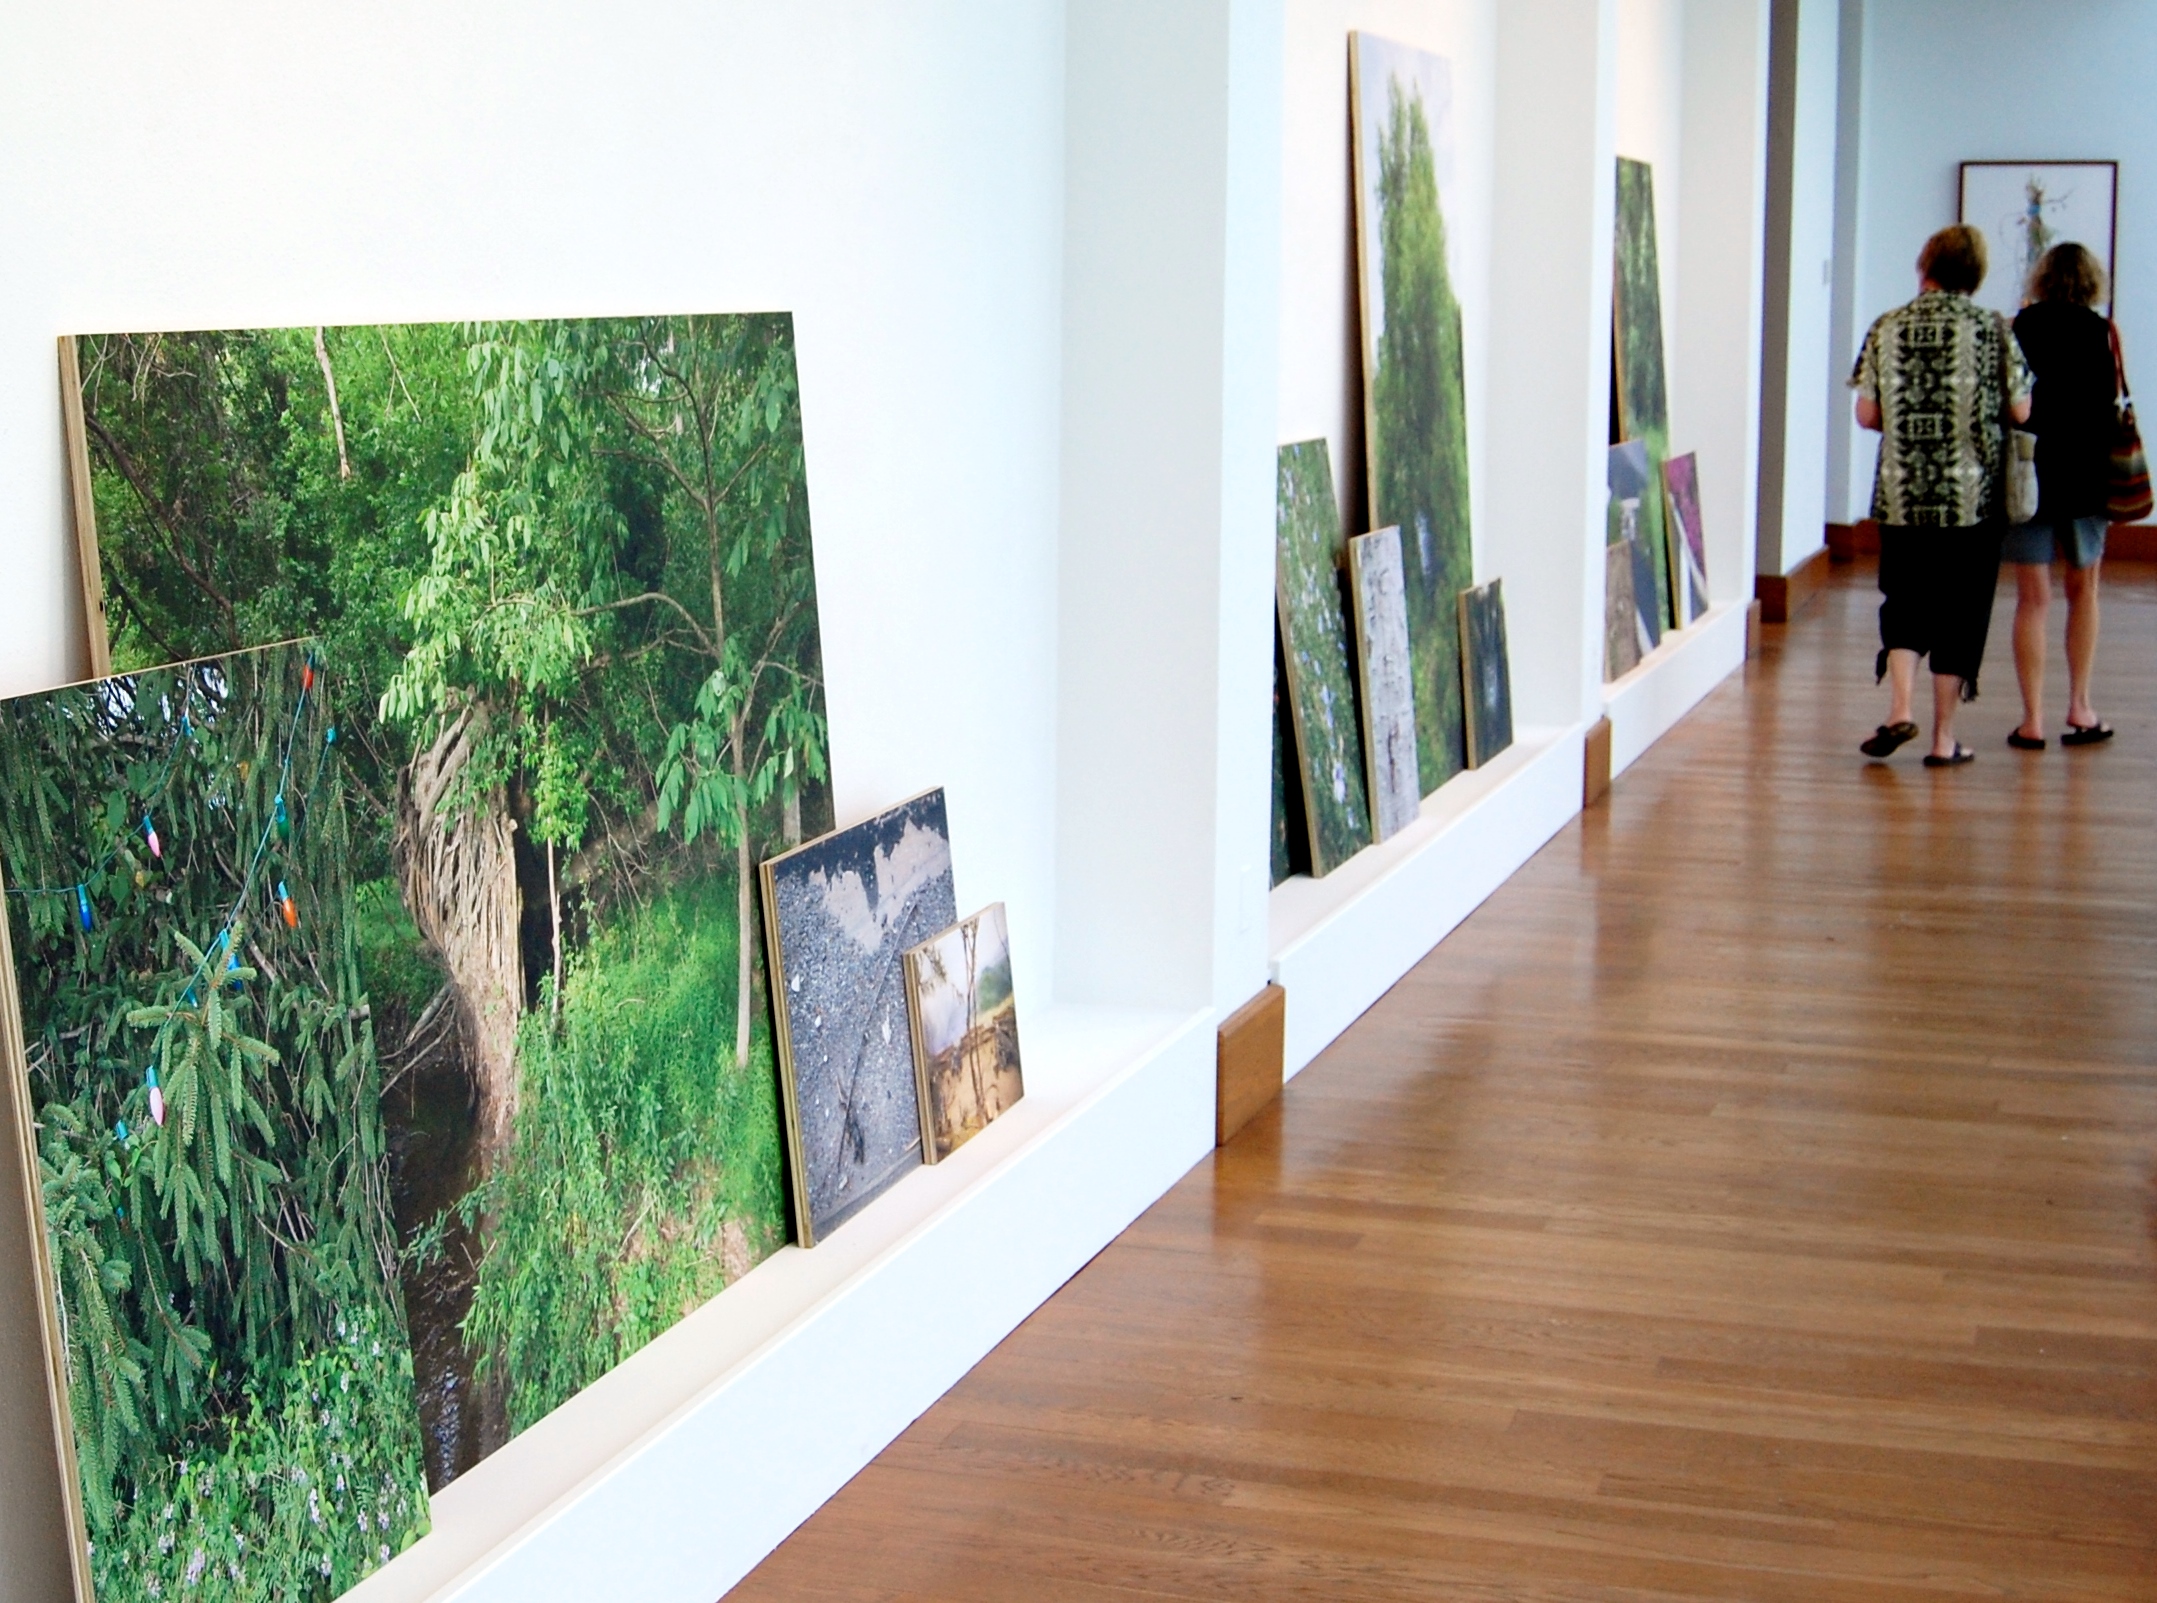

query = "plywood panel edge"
[[56, 338, 112, 683], [0, 870, 92, 1602]]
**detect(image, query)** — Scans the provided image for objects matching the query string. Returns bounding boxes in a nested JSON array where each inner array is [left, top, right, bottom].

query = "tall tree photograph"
[[65, 313, 833, 1491], [1613, 156, 1676, 631], [1351, 32, 1475, 795]]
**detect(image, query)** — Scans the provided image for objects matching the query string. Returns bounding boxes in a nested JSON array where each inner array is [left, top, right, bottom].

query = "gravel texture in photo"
[[767, 790, 955, 1242]]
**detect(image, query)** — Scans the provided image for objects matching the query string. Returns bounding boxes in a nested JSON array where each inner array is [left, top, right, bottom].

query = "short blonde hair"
[[1918, 225, 1987, 295], [2029, 242, 2106, 308]]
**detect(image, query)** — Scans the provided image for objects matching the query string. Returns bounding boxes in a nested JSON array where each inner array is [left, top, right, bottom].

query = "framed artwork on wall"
[[56, 313, 832, 1487], [1958, 161, 2117, 321], [762, 789, 954, 1248]]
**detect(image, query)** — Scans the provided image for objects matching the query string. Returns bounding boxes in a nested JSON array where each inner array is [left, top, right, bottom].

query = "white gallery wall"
[[0, 1, 1771, 1597], [1834, 0, 2157, 522]]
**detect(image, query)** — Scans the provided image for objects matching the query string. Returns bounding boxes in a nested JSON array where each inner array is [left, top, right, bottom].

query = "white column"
[[1055, 0, 1284, 1016], [1755, 0, 1842, 578], [1671, 0, 1772, 604], [1486, 0, 1618, 731]]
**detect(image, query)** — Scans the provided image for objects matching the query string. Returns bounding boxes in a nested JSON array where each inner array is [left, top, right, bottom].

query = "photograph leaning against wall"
[[59, 314, 834, 1490], [0, 641, 432, 1603]]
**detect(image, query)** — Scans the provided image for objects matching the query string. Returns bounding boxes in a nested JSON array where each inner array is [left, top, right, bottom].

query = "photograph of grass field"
[[63, 313, 832, 1487], [0, 642, 431, 1602]]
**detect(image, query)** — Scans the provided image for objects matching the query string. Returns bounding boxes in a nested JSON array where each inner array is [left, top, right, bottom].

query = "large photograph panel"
[[64, 314, 831, 1484], [0, 643, 431, 1602], [1351, 32, 1475, 795]]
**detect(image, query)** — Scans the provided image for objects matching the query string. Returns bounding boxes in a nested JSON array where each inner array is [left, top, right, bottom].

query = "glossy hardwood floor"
[[730, 564, 2157, 1601]]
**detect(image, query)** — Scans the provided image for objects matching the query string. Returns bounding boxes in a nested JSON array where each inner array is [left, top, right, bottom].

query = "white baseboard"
[[1603, 600, 1748, 776], [1268, 725, 1586, 1078], [346, 1003, 1214, 1603]]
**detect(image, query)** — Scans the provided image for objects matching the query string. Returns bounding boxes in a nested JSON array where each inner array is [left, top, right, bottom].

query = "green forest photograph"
[[1614, 155, 1677, 632], [0, 644, 431, 1602], [1275, 439, 1371, 877], [1351, 31, 1475, 796], [66, 312, 834, 1502]]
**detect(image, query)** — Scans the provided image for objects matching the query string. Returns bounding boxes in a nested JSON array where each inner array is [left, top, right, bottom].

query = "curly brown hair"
[[1918, 225, 1987, 294], [2028, 241, 2107, 307]]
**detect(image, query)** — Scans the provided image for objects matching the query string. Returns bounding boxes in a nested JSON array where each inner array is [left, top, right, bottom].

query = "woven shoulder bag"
[[2107, 322, 2153, 524]]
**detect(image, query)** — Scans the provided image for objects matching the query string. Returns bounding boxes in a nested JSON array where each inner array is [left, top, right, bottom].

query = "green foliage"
[[458, 877, 785, 1432], [1275, 441, 1371, 876], [88, 1307, 428, 1603], [0, 647, 427, 1566], [75, 312, 833, 1481], [78, 326, 475, 885], [1613, 157, 1674, 630], [1372, 77, 1473, 793]]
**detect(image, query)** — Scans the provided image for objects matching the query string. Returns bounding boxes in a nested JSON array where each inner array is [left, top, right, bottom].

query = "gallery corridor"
[[731, 565, 2157, 1602]]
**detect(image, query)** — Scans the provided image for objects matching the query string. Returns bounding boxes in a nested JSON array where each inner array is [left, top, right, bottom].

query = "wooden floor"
[[730, 565, 2157, 1602]]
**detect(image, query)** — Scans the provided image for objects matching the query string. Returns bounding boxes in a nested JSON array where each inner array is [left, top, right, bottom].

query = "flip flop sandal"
[[2061, 722, 2115, 747], [1922, 744, 1977, 767], [2007, 731, 2047, 751], [1860, 721, 1920, 758]]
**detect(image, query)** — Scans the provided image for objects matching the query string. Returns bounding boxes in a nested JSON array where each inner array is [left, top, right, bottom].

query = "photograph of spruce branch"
[[0, 643, 431, 1603], [66, 313, 832, 1492], [1351, 31, 1475, 796]]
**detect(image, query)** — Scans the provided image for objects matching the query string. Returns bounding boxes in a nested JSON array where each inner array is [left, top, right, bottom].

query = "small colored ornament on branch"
[[115, 1120, 128, 1143], [278, 881, 298, 929], [142, 813, 162, 860], [274, 793, 290, 841], [325, 726, 337, 747], [302, 659, 316, 695], [76, 884, 92, 933], [146, 1066, 164, 1128]]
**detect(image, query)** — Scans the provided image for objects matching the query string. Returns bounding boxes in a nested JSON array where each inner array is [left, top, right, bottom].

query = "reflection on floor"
[[728, 563, 2157, 1602]]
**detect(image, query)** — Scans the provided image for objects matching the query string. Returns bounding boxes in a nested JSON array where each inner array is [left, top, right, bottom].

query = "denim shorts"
[[2003, 514, 2108, 568]]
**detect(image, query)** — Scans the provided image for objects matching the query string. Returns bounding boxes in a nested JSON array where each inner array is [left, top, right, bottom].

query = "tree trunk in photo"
[[396, 703, 525, 1162]]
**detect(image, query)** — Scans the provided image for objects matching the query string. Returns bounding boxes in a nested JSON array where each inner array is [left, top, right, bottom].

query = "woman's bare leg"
[[2011, 561, 2050, 740], [1930, 671, 1963, 759], [2062, 559, 2102, 727], [1886, 647, 1919, 727]]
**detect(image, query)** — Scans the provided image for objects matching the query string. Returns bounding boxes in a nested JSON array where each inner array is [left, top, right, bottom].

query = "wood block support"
[[1754, 544, 1831, 624], [1745, 598, 1763, 659], [1216, 984, 1285, 1146], [1582, 716, 1612, 809]]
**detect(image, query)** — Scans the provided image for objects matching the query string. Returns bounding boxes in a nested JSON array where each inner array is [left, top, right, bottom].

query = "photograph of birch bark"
[[66, 314, 832, 1486]]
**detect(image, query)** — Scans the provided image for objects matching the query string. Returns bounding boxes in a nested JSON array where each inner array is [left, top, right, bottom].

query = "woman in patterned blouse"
[[1850, 224, 2032, 766]]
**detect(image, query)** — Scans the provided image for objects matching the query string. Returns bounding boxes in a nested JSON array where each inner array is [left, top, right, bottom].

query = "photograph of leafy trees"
[[68, 313, 833, 1490], [1352, 33, 1475, 796], [1614, 156, 1676, 631], [0, 644, 430, 1602]]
